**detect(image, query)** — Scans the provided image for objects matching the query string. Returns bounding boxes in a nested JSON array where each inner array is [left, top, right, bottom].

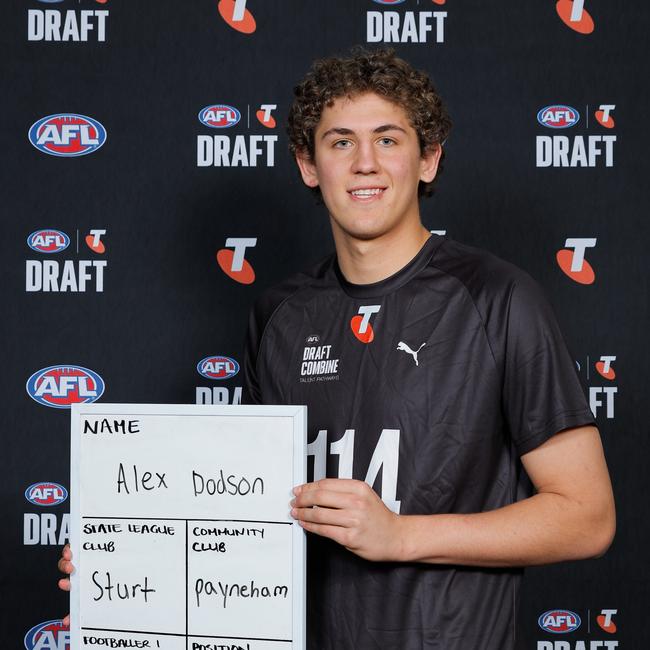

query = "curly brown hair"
[[287, 47, 452, 198]]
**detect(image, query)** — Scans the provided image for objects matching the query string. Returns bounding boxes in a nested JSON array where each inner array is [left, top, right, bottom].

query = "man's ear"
[[419, 143, 442, 184], [295, 150, 319, 189]]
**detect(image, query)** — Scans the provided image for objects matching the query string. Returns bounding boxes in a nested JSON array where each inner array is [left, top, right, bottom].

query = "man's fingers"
[[298, 520, 349, 546], [292, 489, 358, 510], [58, 578, 71, 592], [58, 559, 74, 575], [294, 478, 367, 495], [63, 614, 70, 627], [292, 505, 355, 528]]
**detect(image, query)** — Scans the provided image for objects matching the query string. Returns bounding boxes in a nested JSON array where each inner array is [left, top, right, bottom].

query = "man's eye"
[[379, 137, 396, 146], [334, 139, 352, 148]]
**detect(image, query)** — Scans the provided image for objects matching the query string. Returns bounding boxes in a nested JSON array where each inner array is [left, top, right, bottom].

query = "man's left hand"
[[290, 478, 403, 562]]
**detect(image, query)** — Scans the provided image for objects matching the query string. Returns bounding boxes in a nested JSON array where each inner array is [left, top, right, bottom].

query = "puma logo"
[[396, 341, 426, 366]]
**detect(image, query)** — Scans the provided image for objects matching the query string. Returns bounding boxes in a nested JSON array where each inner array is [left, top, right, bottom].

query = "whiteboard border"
[[70, 403, 307, 650]]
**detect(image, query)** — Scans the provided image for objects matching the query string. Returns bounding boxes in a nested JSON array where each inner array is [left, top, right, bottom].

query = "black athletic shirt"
[[242, 235, 595, 650]]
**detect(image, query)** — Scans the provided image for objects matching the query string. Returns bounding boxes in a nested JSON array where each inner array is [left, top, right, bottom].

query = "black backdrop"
[[3, 1, 648, 648]]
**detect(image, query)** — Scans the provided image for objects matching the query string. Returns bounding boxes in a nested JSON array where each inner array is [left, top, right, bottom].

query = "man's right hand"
[[57, 544, 74, 626]]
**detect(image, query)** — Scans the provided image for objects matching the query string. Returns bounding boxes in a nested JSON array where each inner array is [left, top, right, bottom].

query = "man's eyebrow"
[[320, 124, 407, 140], [373, 124, 407, 135], [320, 127, 354, 140]]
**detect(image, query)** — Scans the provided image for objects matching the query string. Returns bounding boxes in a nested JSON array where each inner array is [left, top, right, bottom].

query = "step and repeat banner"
[[2, 1, 648, 648]]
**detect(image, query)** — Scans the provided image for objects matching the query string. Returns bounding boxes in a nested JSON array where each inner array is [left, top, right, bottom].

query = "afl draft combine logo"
[[197, 356, 240, 380], [27, 229, 70, 253], [24, 619, 69, 650], [556, 0, 594, 34], [216, 237, 256, 284], [538, 609, 581, 633], [556, 238, 596, 284], [217, 0, 256, 34], [25, 482, 68, 507], [28, 114, 106, 157], [26, 365, 105, 408], [351, 305, 381, 343]]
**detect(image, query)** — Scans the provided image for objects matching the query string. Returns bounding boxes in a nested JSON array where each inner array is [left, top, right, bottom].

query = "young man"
[[61, 49, 614, 649], [242, 48, 615, 648]]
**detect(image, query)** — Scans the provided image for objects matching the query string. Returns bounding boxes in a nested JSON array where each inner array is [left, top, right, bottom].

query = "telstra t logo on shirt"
[[556, 0, 595, 34], [350, 305, 381, 343], [216, 237, 256, 284], [217, 0, 256, 34], [556, 238, 596, 284]]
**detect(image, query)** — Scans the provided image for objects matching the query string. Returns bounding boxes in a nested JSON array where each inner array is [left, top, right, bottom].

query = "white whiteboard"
[[70, 404, 306, 650]]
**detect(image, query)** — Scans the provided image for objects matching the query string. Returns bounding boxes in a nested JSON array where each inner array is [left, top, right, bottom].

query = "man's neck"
[[332, 221, 431, 285]]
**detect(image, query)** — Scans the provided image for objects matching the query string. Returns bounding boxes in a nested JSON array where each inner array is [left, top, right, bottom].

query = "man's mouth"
[[349, 188, 385, 198]]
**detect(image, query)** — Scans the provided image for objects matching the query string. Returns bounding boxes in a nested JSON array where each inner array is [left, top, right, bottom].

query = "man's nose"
[[352, 141, 379, 174]]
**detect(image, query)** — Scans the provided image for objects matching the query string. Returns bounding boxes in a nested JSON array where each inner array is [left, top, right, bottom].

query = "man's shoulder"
[[250, 253, 336, 328], [432, 237, 540, 304]]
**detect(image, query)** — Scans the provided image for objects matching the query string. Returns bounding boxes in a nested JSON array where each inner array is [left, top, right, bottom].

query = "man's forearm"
[[397, 490, 615, 567]]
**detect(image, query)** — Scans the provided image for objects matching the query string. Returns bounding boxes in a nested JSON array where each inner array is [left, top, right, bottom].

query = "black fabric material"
[[243, 235, 594, 649]]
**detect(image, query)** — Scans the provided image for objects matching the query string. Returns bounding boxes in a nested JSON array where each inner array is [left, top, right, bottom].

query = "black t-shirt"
[[243, 235, 595, 650]]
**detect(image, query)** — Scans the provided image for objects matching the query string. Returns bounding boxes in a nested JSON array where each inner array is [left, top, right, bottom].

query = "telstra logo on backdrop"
[[217, 0, 256, 34], [597, 609, 618, 633], [29, 114, 106, 157], [556, 238, 596, 284], [556, 0, 595, 34], [216, 237, 257, 284]]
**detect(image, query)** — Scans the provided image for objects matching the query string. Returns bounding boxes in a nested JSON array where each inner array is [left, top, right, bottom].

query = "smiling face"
[[296, 92, 441, 245]]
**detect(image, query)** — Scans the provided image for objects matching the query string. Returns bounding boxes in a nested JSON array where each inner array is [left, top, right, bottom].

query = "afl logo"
[[198, 104, 241, 129], [24, 619, 69, 650], [538, 609, 581, 634], [27, 229, 70, 253], [25, 482, 68, 507], [537, 105, 580, 129], [28, 114, 107, 157], [26, 365, 105, 409], [197, 356, 240, 380]]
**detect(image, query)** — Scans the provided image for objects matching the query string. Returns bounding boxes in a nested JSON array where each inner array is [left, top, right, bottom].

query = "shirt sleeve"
[[242, 301, 264, 405], [500, 273, 596, 456]]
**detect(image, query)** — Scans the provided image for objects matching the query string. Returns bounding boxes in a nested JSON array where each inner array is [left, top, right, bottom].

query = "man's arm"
[[290, 425, 615, 566]]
